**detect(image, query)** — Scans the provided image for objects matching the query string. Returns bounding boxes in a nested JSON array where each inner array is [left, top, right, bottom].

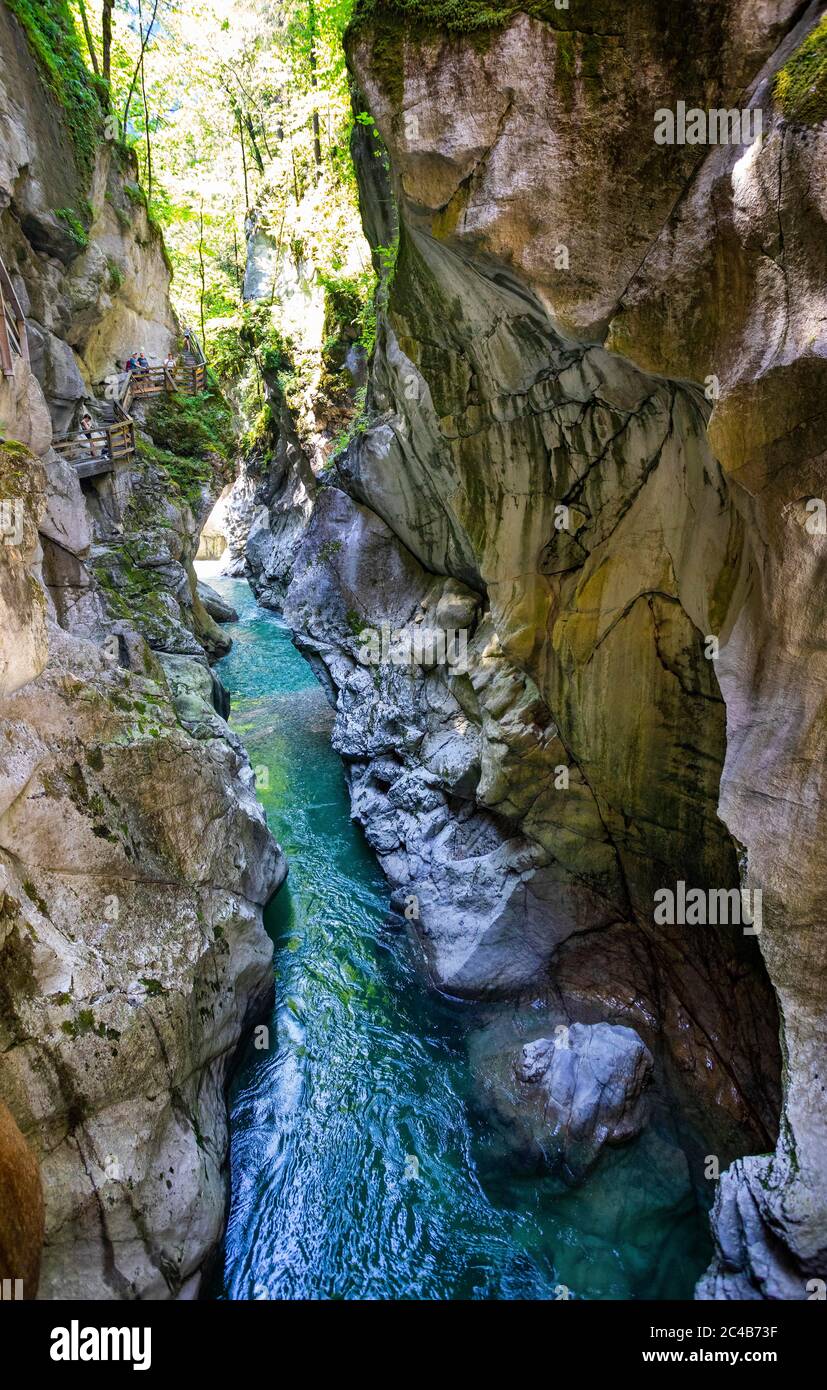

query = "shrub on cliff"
[[145, 392, 234, 462]]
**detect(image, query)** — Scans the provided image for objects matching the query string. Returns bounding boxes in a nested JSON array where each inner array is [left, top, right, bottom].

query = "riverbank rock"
[[473, 1023, 654, 1184], [197, 580, 239, 624], [0, 604, 286, 1298]]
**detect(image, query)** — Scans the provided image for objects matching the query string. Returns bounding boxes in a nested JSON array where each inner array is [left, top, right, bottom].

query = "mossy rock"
[[773, 13, 827, 126], [6, 0, 104, 178], [145, 393, 234, 462], [349, 0, 572, 37]]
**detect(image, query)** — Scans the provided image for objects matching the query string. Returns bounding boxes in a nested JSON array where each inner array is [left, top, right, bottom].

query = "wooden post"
[[0, 300, 13, 376]]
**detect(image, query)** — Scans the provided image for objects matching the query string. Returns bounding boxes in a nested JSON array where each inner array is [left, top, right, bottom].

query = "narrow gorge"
[[0, 0, 825, 1321]]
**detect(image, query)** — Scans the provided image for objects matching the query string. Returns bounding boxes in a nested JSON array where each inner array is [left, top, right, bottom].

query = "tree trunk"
[[237, 110, 250, 211], [198, 203, 207, 355], [308, 2, 322, 181], [123, 0, 160, 134], [245, 115, 265, 175], [77, 0, 100, 75], [138, 0, 153, 200], [140, 55, 152, 199], [102, 0, 114, 82]]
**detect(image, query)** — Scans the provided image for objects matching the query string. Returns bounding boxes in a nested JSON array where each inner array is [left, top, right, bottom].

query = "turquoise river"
[[204, 572, 712, 1301]]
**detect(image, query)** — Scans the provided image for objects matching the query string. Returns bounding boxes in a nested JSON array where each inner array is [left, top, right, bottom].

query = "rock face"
[[0, 444, 48, 696], [0, 9, 176, 419], [0, 442, 285, 1301], [228, 194, 369, 607], [0, 441, 285, 1297], [277, 0, 826, 1297], [0, 611, 283, 1299], [245, 407, 317, 609], [197, 580, 239, 624], [0, 5, 286, 1299]]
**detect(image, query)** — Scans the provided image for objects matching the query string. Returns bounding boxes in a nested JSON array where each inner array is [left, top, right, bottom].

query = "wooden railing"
[[0, 254, 29, 378], [53, 418, 135, 475], [127, 365, 178, 399], [53, 335, 209, 474], [177, 361, 207, 393], [111, 361, 203, 401]]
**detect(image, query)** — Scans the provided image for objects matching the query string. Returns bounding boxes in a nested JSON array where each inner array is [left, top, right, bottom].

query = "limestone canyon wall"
[[0, 4, 285, 1298], [279, 0, 827, 1298]]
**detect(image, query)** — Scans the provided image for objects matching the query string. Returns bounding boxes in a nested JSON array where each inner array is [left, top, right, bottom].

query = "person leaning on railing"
[[78, 411, 98, 459], [124, 350, 150, 377], [77, 409, 111, 461]]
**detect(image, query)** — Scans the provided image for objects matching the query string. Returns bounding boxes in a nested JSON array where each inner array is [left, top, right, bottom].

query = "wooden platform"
[[74, 456, 115, 479]]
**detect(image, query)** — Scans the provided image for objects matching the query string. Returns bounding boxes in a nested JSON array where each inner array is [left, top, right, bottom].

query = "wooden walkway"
[[3, 250, 210, 480], [52, 331, 210, 476]]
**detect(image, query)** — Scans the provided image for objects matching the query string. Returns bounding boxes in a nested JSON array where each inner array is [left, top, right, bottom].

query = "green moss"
[[123, 181, 147, 207], [106, 257, 124, 291], [346, 607, 367, 637], [145, 392, 234, 462], [319, 266, 376, 368], [92, 538, 183, 643], [138, 391, 235, 515], [55, 206, 89, 248], [140, 976, 166, 997], [60, 1008, 118, 1041], [0, 442, 37, 510], [137, 440, 214, 517], [241, 404, 275, 453], [22, 879, 49, 916], [349, 0, 569, 39], [773, 14, 827, 126], [6, 0, 104, 177], [317, 539, 344, 564], [351, 0, 569, 24]]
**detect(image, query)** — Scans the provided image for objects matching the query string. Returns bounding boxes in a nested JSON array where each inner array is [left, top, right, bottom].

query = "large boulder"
[[473, 1022, 654, 1184], [196, 579, 239, 624]]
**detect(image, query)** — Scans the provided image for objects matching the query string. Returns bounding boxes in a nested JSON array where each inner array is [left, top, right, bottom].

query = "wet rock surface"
[[473, 1022, 654, 1184], [274, 0, 827, 1298]]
